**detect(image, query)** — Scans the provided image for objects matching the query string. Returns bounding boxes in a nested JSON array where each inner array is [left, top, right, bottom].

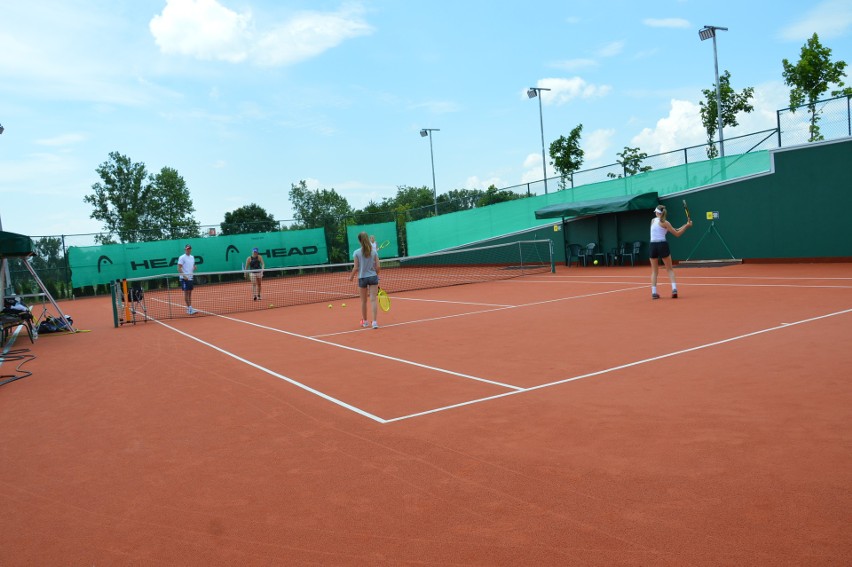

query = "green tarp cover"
[[0, 231, 35, 258], [534, 192, 659, 219]]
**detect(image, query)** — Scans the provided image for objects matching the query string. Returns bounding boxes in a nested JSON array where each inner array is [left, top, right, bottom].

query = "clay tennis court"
[[2, 262, 851, 565]]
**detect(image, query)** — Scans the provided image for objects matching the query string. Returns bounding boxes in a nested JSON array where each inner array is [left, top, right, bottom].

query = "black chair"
[[622, 241, 642, 266], [608, 242, 628, 266], [565, 243, 582, 267]]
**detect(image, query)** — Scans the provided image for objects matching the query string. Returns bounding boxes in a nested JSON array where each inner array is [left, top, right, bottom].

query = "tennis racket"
[[377, 240, 390, 251], [682, 199, 691, 223], [377, 287, 391, 312]]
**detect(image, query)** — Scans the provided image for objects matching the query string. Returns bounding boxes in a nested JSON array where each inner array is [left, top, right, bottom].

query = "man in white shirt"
[[177, 244, 197, 315]]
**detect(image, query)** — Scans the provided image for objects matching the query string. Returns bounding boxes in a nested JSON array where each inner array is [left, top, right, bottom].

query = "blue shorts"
[[358, 275, 379, 288], [649, 241, 670, 259], [180, 279, 194, 291]]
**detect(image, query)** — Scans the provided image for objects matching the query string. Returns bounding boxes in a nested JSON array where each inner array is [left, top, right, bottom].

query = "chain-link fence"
[[777, 94, 852, 146]]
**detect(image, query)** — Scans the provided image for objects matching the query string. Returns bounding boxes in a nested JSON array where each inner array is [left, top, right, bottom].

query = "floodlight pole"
[[527, 87, 551, 194], [699, 26, 728, 158], [420, 128, 440, 215]]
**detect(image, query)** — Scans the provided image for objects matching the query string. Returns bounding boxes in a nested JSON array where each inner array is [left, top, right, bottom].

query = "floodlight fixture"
[[0, 124, 4, 135], [419, 129, 428, 137], [527, 87, 552, 193]]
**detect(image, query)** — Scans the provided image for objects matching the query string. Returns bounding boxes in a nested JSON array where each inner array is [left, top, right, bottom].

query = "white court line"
[[543, 274, 852, 281], [158, 305, 523, 391], [148, 318, 388, 423], [314, 285, 647, 337], [382, 306, 852, 423], [518, 279, 852, 290], [387, 297, 514, 307]]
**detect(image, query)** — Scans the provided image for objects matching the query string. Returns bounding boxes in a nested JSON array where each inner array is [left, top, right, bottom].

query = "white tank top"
[[650, 218, 668, 242]]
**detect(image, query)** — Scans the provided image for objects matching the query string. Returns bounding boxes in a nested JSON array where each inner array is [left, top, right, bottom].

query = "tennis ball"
[[328, 304, 333, 308], [593, 260, 599, 265], [341, 303, 347, 307], [269, 304, 274, 309]]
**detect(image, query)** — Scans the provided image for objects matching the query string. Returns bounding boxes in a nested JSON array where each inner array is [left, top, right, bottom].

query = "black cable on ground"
[[0, 348, 36, 387]]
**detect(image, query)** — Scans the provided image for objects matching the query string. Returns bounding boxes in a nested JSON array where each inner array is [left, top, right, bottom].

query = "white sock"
[[652, 286, 658, 294]]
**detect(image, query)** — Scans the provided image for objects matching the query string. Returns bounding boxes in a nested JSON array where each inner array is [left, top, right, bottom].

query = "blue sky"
[[1, 0, 851, 238]]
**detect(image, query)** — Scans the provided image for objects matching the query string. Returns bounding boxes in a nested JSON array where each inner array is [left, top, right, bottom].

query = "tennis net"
[[112, 239, 553, 324]]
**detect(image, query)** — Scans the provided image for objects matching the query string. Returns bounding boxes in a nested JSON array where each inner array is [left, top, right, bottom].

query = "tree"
[[146, 167, 200, 241], [782, 33, 852, 142], [26, 236, 68, 298], [438, 188, 485, 213], [549, 124, 584, 190], [699, 70, 755, 158], [83, 152, 198, 243], [607, 146, 652, 178], [476, 185, 525, 207], [221, 203, 278, 235], [288, 180, 353, 263]]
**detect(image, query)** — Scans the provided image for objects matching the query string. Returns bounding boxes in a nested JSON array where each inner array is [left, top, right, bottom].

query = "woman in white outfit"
[[649, 205, 692, 299]]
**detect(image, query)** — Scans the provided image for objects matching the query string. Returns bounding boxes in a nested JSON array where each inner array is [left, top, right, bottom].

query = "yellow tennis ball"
[[341, 303, 346, 307], [268, 304, 274, 309], [593, 260, 599, 265], [328, 304, 332, 308]]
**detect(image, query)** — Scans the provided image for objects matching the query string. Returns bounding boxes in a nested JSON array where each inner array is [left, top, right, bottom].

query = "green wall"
[[661, 138, 852, 261], [558, 138, 851, 263]]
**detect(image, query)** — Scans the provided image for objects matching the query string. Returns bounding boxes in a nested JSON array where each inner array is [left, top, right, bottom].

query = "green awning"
[[0, 231, 35, 258], [534, 192, 659, 219]]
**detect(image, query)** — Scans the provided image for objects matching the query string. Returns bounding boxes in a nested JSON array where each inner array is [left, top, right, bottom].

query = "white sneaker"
[[361, 320, 369, 328], [187, 307, 197, 315], [372, 321, 378, 329]]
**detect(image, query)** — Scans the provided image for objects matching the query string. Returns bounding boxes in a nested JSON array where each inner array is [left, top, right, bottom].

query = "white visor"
[[654, 207, 663, 214]]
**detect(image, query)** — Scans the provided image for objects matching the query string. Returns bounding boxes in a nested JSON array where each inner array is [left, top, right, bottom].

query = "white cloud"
[[630, 99, 704, 154], [643, 18, 691, 29], [465, 175, 503, 190], [597, 41, 625, 58], [529, 77, 612, 105], [780, 0, 852, 41], [521, 153, 546, 184], [150, 0, 252, 63], [584, 128, 616, 163], [149, 0, 374, 66]]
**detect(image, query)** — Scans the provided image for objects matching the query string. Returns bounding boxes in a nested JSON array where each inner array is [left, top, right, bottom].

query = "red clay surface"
[[1, 263, 851, 565]]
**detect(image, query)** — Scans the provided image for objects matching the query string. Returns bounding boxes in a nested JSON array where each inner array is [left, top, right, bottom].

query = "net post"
[[111, 279, 120, 328], [549, 240, 555, 273]]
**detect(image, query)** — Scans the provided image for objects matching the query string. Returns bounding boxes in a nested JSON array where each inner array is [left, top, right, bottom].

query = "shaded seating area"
[[536, 193, 658, 268]]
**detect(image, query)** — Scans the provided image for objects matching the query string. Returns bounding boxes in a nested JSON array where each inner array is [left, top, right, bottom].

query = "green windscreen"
[[407, 151, 770, 255], [346, 222, 399, 258], [69, 228, 328, 287]]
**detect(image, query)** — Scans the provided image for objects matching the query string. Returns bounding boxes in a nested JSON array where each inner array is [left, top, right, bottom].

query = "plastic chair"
[[622, 241, 642, 266], [608, 242, 628, 266], [565, 243, 582, 267], [578, 243, 597, 266]]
